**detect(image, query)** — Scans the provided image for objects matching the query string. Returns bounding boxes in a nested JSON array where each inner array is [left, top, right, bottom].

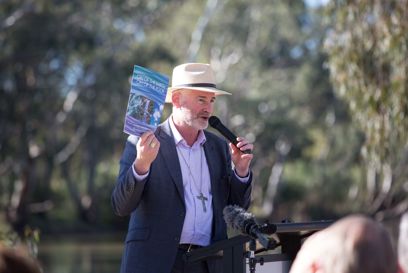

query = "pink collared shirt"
[[169, 118, 213, 246], [132, 118, 249, 246]]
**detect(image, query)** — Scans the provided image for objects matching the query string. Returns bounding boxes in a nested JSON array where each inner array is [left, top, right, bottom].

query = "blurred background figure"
[[0, 245, 41, 273], [399, 213, 408, 273], [289, 214, 398, 273]]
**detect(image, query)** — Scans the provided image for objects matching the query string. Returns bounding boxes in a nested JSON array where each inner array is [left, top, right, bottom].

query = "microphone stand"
[[247, 239, 257, 273], [246, 236, 279, 273]]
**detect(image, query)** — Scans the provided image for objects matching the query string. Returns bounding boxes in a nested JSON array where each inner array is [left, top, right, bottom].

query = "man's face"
[[178, 90, 216, 130]]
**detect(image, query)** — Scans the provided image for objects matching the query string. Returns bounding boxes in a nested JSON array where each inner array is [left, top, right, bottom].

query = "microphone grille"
[[209, 116, 220, 127], [223, 205, 236, 226], [223, 205, 247, 230]]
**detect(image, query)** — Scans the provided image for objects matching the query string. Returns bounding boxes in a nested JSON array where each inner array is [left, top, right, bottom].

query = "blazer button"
[[174, 237, 179, 241]]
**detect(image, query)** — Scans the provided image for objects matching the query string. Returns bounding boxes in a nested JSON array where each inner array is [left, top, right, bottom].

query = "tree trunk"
[[61, 160, 89, 222]]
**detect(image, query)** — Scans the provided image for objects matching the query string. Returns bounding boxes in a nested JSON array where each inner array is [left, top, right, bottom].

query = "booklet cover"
[[123, 65, 169, 136]]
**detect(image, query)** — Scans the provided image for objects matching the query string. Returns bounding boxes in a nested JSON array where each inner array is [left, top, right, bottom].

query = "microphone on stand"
[[223, 205, 277, 249], [208, 116, 252, 154]]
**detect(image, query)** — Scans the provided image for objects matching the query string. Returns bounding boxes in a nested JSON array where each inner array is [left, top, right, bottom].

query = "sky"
[[304, 0, 330, 8]]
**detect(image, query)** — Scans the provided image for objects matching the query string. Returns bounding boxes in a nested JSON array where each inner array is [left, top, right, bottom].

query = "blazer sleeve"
[[229, 171, 252, 209], [111, 139, 148, 216], [223, 139, 253, 210]]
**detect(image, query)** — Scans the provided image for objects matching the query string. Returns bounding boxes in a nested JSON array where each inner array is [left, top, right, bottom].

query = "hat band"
[[174, 83, 216, 88]]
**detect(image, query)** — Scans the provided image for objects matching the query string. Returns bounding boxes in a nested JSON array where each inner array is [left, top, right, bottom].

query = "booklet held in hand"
[[124, 65, 169, 136]]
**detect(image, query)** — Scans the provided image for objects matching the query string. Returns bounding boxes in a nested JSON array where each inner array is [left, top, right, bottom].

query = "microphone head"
[[223, 205, 255, 232], [209, 116, 221, 127], [223, 205, 245, 230], [223, 205, 235, 226]]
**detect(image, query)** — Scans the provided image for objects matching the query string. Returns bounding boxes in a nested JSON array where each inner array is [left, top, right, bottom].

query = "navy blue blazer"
[[112, 119, 252, 273]]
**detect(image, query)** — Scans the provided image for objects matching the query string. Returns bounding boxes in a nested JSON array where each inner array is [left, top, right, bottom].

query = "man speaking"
[[112, 63, 254, 273]]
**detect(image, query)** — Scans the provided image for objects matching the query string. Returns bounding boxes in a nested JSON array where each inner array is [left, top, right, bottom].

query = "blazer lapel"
[[156, 120, 185, 202], [203, 134, 220, 200], [203, 133, 226, 243]]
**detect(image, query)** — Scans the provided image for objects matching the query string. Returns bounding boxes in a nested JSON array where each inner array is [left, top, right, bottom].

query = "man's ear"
[[172, 92, 181, 107]]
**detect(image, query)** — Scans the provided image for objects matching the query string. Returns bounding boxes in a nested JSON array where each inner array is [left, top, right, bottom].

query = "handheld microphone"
[[208, 116, 251, 154], [223, 205, 277, 249]]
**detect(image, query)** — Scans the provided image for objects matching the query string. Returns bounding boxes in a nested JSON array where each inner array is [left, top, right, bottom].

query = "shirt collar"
[[169, 116, 206, 147]]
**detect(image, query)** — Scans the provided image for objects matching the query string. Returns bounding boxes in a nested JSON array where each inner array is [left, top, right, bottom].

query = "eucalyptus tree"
[[156, 0, 362, 220], [0, 0, 177, 231], [324, 0, 408, 220]]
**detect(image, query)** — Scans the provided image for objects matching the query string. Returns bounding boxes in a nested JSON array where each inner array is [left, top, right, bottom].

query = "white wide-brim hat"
[[165, 63, 231, 103]]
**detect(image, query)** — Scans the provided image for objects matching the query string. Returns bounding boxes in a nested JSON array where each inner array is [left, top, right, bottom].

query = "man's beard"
[[181, 110, 209, 130]]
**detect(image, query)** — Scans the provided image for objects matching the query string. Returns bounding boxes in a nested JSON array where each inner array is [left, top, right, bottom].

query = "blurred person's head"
[[399, 213, 408, 273], [0, 245, 41, 273], [290, 214, 398, 273]]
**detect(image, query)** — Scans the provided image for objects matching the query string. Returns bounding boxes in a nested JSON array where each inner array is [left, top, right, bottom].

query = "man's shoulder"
[[157, 119, 172, 137]]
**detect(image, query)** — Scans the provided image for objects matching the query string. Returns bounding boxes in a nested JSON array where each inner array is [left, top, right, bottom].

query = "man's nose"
[[204, 103, 213, 113]]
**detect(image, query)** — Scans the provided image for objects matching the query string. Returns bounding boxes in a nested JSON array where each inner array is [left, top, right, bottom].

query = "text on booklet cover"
[[124, 65, 169, 136]]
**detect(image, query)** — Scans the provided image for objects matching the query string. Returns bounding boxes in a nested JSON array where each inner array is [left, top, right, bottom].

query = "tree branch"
[[54, 123, 88, 165], [187, 0, 220, 62]]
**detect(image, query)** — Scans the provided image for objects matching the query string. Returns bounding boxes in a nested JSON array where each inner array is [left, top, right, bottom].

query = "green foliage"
[[1, 0, 383, 233], [0, 226, 40, 257], [324, 0, 408, 218], [0, 0, 177, 231], [188, 0, 364, 220], [325, 1, 408, 165]]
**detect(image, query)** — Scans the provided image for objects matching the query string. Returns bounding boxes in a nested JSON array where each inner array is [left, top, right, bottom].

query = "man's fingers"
[[235, 137, 253, 153], [232, 142, 253, 153], [139, 132, 160, 149], [149, 139, 160, 149], [149, 140, 156, 148], [139, 131, 154, 146]]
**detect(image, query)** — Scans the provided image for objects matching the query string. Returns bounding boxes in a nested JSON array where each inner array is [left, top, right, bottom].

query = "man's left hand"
[[230, 137, 253, 177]]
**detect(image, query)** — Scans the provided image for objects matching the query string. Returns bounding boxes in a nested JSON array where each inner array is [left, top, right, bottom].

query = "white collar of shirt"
[[169, 116, 206, 148]]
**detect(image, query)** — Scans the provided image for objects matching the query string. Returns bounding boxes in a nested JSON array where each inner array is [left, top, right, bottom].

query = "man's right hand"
[[133, 131, 160, 175]]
